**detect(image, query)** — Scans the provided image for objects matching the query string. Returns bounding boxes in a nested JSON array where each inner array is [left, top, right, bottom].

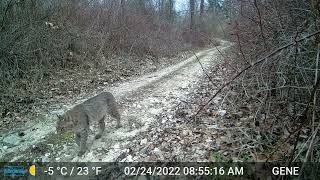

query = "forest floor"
[[0, 40, 232, 162]]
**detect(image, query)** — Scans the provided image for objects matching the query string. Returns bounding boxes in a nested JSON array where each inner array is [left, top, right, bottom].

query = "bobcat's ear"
[[57, 114, 63, 120]]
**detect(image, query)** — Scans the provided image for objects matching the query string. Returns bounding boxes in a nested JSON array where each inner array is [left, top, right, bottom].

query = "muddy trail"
[[0, 40, 230, 162]]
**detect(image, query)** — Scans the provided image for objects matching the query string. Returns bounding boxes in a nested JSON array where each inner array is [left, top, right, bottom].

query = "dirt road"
[[0, 40, 230, 162]]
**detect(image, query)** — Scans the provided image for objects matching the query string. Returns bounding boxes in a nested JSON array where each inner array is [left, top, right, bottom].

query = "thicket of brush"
[[223, 0, 320, 161], [0, 0, 221, 118]]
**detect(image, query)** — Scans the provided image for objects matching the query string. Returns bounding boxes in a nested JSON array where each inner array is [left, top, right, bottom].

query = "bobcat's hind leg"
[[95, 116, 105, 139]]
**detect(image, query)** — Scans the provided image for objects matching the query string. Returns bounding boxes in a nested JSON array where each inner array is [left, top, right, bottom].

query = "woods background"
[[0, 0, 319, 161]]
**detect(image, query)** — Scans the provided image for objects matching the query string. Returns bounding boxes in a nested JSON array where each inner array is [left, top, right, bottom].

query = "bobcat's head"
[[56, 114, 75, 134]]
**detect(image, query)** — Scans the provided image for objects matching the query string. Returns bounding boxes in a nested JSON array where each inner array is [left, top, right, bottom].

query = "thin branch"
[[253, 0, 267, 48], [0, 0, 14, 31], [194, 30, 320, 117], [235, 31, 249, 65], [310, 43, 319, 161], [267, 74, 320, 162], [193, 52, 215, 86]]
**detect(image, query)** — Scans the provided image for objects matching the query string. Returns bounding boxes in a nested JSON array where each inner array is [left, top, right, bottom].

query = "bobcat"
[[56, 92, 121, 156]]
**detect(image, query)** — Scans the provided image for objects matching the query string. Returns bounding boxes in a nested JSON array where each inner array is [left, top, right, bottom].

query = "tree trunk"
[[200, 0, 204, 16], [169, 0, 174, 21], [190, 0, 195, 30], [120, 0, 125, 20], [138, 0, 146, 13]]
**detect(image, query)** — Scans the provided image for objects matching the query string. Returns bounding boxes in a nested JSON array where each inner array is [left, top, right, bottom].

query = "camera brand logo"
[[3, 166, 26, 176], [2, 165, 36, 177]]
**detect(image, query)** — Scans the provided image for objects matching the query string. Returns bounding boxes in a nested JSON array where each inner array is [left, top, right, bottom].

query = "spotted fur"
[[56, 92, 121, 156]]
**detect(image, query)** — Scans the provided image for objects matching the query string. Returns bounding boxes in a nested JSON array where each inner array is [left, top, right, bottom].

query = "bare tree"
[[208, 0, 221, 14], [190, 0, 195, 30], [200, 0, 204, 16], [168, 0, 174, 21], [120, 0, 126, 20]]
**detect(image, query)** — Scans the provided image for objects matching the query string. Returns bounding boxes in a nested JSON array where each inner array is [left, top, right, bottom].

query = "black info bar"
[[0, 162, 319, 179]]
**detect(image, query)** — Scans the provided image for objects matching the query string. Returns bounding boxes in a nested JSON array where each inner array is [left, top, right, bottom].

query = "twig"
[[310, 43, 319, 161], [259, 85, 319, 91], [304, 123, 320, 162], [194, 30, 320, 116], [253, 0, 267, 48], [235, 30, 249, 64], [292, 123, 320, 162], [0, 0, 14, 31], [193, 52, 215, 86], [197, 31, 232, 61], [267, 74, 320, 162]]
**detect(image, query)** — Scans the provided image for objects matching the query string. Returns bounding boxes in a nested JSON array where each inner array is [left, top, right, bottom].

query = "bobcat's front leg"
[[78, 129, 88, 156], [75, 132, 81, 146], [113, 110, 121, 128]]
